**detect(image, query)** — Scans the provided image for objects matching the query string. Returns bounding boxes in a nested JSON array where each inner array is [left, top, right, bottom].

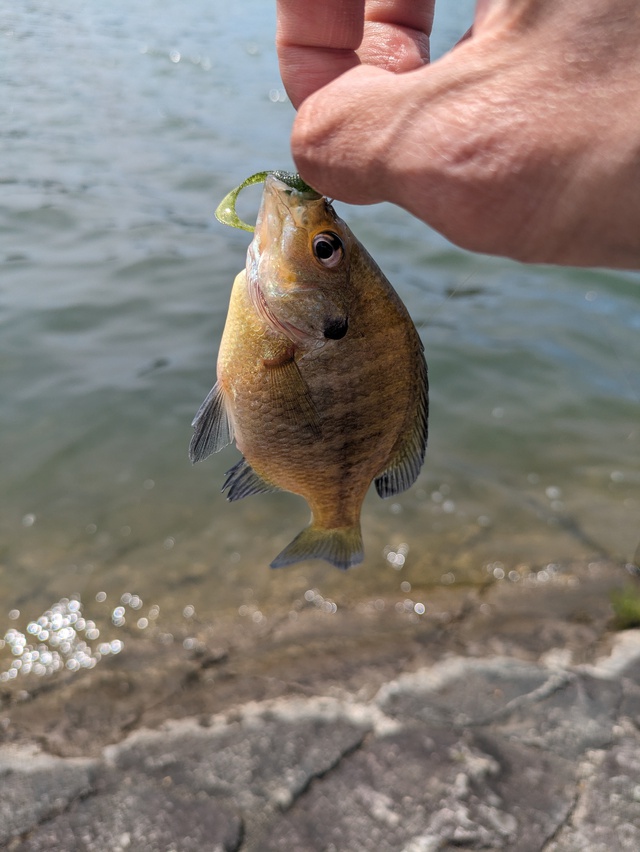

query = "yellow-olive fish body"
[[190, 173, 428, 569]]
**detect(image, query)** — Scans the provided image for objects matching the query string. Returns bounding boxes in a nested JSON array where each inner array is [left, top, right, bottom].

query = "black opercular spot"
[[324, 318, 349, 340]]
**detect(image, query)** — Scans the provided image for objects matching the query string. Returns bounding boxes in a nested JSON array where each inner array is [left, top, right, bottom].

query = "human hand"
[[277, 0, 640, 268]]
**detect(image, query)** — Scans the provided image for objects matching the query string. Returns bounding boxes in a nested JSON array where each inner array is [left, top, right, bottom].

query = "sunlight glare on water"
[[1, 0, 639, 682]]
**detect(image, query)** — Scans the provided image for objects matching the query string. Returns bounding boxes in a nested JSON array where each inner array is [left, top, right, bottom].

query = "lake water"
[[1, 1, 639, 678]]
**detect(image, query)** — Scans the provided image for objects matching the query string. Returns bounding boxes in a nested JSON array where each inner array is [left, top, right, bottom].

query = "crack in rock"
[[0, 745, 98, 845], [543, 738, 640, 852]]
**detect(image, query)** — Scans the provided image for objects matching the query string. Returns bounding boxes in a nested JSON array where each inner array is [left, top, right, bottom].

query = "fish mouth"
[[264, 173, 327, 230], [268, 171, 322, 198]]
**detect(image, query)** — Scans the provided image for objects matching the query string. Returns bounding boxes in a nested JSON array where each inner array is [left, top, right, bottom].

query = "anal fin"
[[189, 381, 233, 463]]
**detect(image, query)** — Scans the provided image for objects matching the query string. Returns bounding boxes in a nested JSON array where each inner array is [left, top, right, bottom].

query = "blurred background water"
[[1, 1, 639, 671]]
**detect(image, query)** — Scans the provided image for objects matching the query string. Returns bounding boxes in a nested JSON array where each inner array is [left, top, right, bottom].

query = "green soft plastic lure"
[[214, 170, 318, 231]]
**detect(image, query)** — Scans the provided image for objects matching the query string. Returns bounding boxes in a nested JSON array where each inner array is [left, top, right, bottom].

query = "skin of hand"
[[276, 0, 640, 268]]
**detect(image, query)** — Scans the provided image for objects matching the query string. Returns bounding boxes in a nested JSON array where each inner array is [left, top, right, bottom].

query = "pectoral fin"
[[264, 352, 322, 438], [189, 381, 234, 463], [375, 345, 429, 498], [222, 456, 279, 502]]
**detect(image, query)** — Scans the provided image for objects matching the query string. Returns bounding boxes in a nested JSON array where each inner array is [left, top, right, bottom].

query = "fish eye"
[[312, 232, 344, 268]]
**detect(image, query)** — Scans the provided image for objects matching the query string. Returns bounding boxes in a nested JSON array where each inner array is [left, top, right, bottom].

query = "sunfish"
[[190, 172, 428, 570]]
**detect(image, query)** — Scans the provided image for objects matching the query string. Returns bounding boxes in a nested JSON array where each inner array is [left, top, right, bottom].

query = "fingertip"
[[277, 47, 361, 110]]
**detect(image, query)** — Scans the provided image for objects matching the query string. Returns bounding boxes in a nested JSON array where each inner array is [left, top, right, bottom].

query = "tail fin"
[[270, 523, 363, 571]]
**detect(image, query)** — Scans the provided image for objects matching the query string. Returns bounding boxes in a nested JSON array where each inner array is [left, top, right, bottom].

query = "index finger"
[[277, 0, 434, 107], [276, 0, 365, 108]]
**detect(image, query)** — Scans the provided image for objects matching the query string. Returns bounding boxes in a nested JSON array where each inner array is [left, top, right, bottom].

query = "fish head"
[[247, 173, 354, 348]]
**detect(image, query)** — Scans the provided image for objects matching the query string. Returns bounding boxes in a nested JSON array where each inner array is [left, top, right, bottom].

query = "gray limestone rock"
[[253, 726, 575, 852], [545, 735, 640, 852], [0, 746, 96, 845], [2, 582, 640, 851]]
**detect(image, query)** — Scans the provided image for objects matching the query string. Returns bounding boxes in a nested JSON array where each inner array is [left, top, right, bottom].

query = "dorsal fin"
[[375, 341, 428, 498]]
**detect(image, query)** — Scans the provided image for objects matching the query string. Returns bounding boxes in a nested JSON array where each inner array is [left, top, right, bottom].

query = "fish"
[[189, 172, 428, 570]]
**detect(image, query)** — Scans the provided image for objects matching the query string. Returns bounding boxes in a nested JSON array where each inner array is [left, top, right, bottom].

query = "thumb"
[[290, 64, 415, 205]]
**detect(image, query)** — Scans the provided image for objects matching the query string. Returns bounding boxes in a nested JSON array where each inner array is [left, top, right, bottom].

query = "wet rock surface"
[[2, 561, 640, 851]]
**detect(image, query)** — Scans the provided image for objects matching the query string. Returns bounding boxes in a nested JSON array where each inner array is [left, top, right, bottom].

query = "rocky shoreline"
[[2, 560, 640, 851]]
